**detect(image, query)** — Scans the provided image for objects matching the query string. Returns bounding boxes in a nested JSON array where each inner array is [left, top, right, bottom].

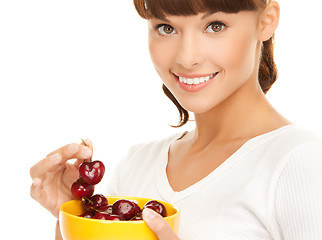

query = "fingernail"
[[68, 143, 78, 154], [143, 208, 157, 221], [50, 153, 61, 162], [82, 148, 92, 158], [32, 178, 41, 186]]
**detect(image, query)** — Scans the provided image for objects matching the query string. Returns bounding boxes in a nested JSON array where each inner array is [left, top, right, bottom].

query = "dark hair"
[[134, 0, 278, 127]]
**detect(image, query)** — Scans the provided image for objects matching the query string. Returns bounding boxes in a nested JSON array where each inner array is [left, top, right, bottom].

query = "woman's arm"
[[274, 141, 322, 239], [55, 221, 63, 240]]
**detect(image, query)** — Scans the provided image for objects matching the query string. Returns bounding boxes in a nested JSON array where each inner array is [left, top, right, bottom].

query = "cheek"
[[212, 32, 257, 79], [148, 36, 175, 79], [148, 42, 162, 70]]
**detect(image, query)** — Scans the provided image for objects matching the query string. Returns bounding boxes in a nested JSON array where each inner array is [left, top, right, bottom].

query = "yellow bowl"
[[59, 196, 180, 240]]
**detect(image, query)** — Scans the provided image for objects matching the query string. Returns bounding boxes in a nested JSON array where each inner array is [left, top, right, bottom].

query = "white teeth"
[[178, 73, 216, 85], [193, 78, 201, 84]]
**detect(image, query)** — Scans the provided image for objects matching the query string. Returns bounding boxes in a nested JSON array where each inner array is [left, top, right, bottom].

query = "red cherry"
[[92, 212, 111, 220], [79, 210, 96, 218], [107, 215, 122, 221], [79, 160, 105, 185], [133, 201, 142, 216], [82, 194, 108, 211], [71, 178, 94, 200], [112, 199, 136, 220], [82, 197, 93, 212], [92, 212, 121, 221], [96, 204, 113, 215], [91, 194, 108, 209], [143, 200, 167, 217]]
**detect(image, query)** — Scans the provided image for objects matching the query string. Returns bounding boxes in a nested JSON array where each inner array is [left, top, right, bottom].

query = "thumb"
[[142, 208, 180, 240]]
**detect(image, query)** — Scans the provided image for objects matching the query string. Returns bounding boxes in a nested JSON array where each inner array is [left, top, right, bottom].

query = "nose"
[[175, 32, 204, 69]]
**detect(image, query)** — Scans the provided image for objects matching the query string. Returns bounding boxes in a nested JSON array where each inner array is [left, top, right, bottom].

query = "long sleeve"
[[274, 141, 322, 240]]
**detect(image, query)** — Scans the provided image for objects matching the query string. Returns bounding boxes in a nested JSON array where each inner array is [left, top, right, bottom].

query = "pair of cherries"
[[71, 140, 105, 200]]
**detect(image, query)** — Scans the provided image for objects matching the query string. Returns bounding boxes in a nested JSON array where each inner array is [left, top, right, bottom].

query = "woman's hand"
[[142, 208, 180, 240], [30, 139, 93, 218]]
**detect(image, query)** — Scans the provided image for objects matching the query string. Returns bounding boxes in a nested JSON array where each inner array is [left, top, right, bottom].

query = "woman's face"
[[148, 11, 262, 114]]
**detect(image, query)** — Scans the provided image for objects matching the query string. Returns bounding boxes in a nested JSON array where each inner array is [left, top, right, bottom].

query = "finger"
[[30, 142, 92, 179], [30, 178, 42, 201], [46, 141, 91, 159], [74, 139, 93, 167], [81, 139, 93, 151], [142, 208, 180, 240]]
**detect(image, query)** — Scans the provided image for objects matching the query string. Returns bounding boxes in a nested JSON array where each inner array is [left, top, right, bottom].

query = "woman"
[[30, 0, 322, 239]]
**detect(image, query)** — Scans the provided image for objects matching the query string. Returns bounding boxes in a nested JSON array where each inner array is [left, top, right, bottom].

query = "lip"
[[172, 72, 219, 92]]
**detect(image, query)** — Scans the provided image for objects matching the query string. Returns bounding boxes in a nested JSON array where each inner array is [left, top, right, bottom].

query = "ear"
[[258, 0, 280, 41]]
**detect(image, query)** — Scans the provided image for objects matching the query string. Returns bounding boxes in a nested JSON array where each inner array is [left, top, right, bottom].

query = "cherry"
[[112, 199, 136, 220], [92, 212, 121, 221], [71, 178, 94, 200], [133, 201, 142, 216], [79, 160, 105, 185], [107, 215, 122, 221], [92, 212, 111, 220], [129, 202, 142, 221], [82, 194, 108, 212], [79, 210, 96, 218], [91, 194, 108, 209], [96, 204, 113, 215], [82, 197, 93, 212], [143, 200, 167, 217]]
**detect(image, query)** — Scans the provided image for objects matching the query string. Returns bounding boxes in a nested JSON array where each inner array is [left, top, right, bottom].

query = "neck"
[[191, 79, 289, 147]]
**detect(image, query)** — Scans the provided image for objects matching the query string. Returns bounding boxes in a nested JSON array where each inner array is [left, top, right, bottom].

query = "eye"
[[156, 24, 176, 35], [205, 21, 226, 33]]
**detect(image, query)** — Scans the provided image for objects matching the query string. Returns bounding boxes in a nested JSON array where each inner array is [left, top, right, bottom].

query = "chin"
[[178, 98, 220, 115]]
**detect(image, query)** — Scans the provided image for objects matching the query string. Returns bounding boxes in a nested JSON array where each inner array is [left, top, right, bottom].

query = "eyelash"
[[205, 21, 227, 33], [155, 24, 176, 35], [154, 21, 227, 36]]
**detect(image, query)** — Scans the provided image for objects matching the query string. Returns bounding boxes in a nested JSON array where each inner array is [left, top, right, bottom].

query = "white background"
[[0, 1, 321, 239]]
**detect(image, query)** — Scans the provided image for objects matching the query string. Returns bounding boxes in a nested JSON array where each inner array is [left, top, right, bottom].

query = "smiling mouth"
[[174, 72, 219, 85]]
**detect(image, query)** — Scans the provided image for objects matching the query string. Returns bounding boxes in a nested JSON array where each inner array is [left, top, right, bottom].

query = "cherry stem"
[[81, 197, 102, 213], [93, 208, 101, 213], [81, 138, 87, 146], [82, 196, 93, 205]]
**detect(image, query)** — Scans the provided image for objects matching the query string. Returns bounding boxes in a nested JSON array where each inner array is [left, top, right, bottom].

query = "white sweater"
[[106, 125, 322, 240]]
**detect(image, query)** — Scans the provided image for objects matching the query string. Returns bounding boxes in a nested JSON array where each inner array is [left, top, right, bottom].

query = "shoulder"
[[242, 125, 322, 197], [270, 125, 322, 204], [263, 125, 322, 176], [278, 131, 322, 182], [255, 125, 322, 161], [267, 124, 321, 147], [244, 125, 321, 173]]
